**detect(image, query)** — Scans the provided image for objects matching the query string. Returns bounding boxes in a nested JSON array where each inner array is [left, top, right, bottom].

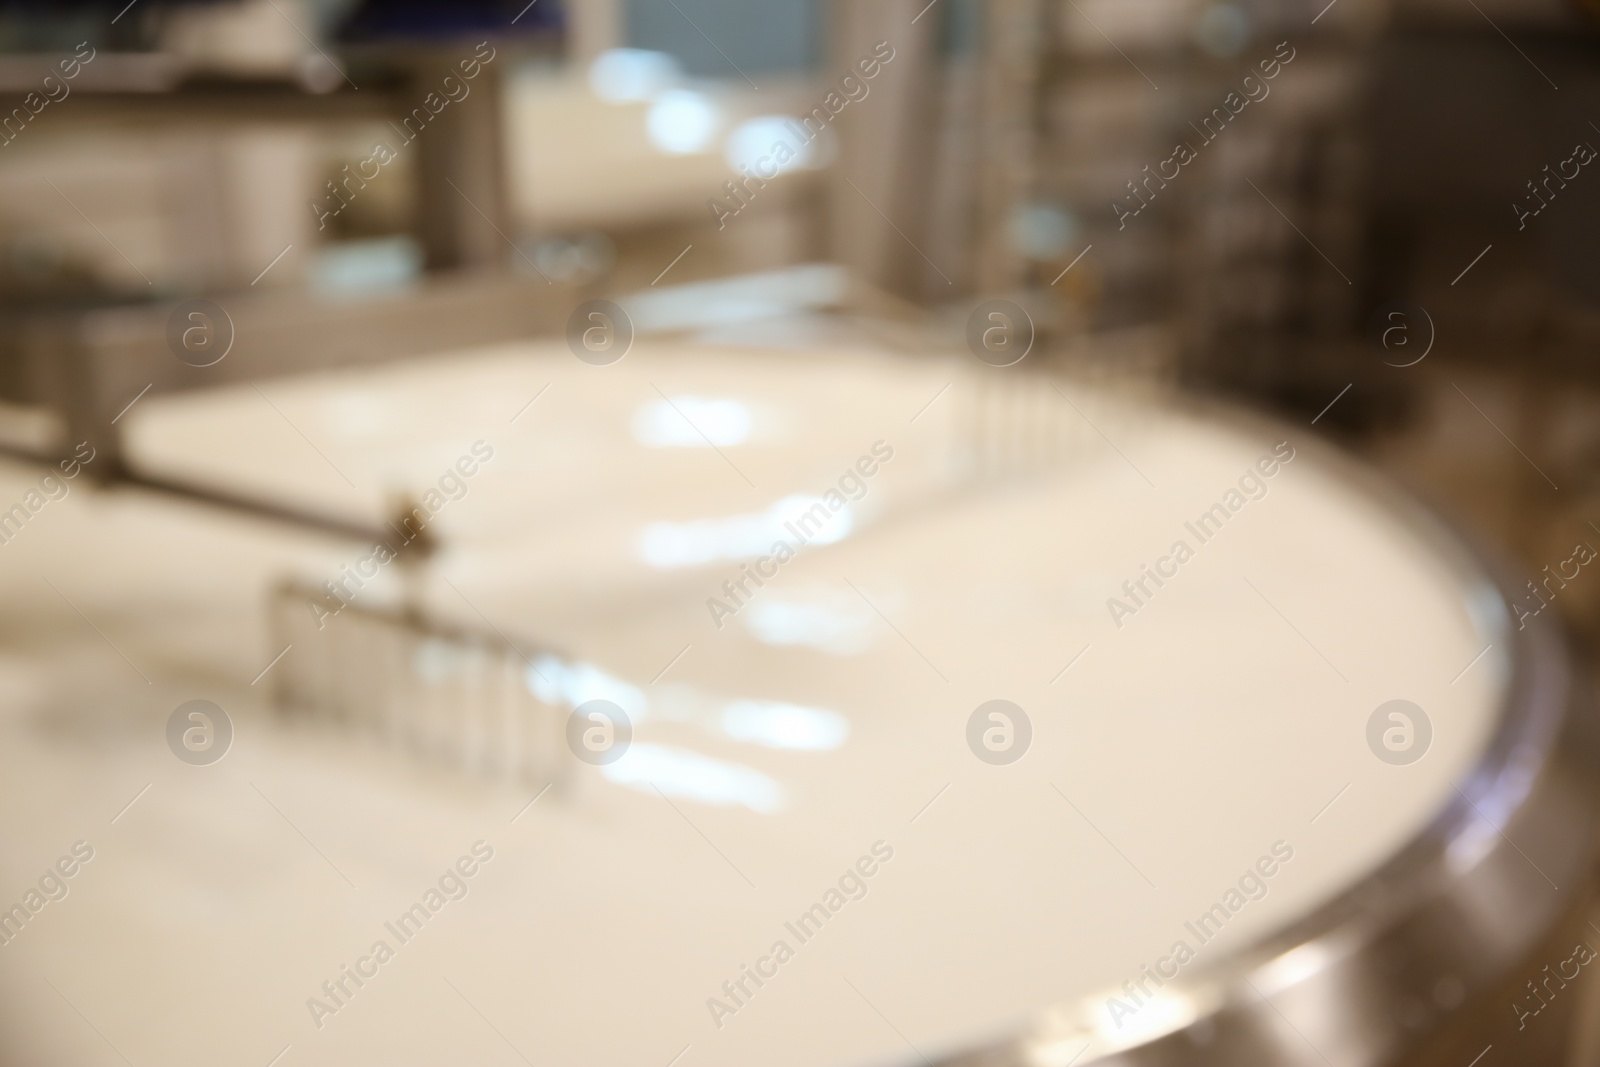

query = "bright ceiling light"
[[588, 48, 680, 103], [724, 115, 817, 174], [647, 89, 721, 155]]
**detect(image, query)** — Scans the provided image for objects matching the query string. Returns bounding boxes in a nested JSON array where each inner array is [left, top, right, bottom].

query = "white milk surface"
[[0, 342, 1504, 1066]]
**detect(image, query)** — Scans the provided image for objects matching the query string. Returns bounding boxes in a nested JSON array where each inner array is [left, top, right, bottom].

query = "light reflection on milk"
[[526, 656, 847, 812], [639, 495, 853, 568]]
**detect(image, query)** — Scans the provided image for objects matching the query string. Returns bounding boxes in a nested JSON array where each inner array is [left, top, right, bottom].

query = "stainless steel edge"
[[922, 393, 1600, 1067]]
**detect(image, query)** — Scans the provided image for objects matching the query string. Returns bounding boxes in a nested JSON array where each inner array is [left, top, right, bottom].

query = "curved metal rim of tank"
[[912, 390, 1600, 1067]]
